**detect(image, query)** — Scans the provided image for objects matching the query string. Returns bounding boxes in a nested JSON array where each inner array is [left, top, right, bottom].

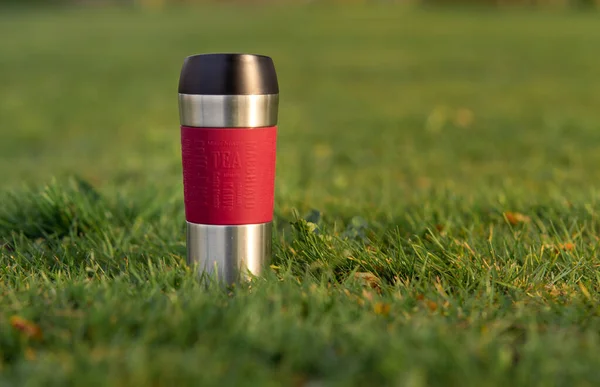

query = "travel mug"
[[178, 53, 279, 284]]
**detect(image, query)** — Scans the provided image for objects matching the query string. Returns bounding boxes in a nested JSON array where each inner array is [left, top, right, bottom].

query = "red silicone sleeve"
[[181, 126, 277, 225]]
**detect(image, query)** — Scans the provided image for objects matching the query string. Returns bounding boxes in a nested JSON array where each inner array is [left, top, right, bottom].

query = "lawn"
[[2, 4, 600, 386]]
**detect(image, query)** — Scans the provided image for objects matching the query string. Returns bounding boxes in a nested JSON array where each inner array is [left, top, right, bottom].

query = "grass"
[[2, 3, 600, 386]]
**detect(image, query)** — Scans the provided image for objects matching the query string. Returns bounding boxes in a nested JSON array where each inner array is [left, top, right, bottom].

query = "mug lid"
[[178, 53, 279, 95]]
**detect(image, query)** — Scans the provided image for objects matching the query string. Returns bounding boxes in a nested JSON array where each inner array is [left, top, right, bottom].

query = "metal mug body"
[[178, 53, 279, 284]]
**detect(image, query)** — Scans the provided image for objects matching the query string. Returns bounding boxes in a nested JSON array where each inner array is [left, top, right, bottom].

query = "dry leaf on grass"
[[454, 108, 475, 128], [10, 316, 43, 341], [362, 289, 375, 302], [354, 272, 381, 292], [25, 347, 36, 361], [504, 211, 531, 225], [427, 301, 438, 312], [373, 302, 391, 316], [543, 243, 576, 253], [558, 243, 575, 251]]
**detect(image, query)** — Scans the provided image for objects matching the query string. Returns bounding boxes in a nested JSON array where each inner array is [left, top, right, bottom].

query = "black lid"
[[178, 53, 278, 95]]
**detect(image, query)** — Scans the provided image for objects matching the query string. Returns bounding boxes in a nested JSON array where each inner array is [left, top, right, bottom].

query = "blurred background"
[[1, 0, 600, 214], [2, 0, 600, 7], [2, 0, 600, 8]]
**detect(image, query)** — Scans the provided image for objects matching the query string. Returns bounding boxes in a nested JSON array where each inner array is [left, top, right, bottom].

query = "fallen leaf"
[[427, 301, 438, 312], [354, 272, 381, 291], [454, 108, 475, 128], [504, 211, 531, 225], [10, 316, 43, 341], [313, 143, 332, 159], [373, 302, 391, 316], [25, 347, 36, 361], [558, 243, 575, 251], [546, 285, 562, 298], [416, 294, 425, 301], [362, 289, 375, 302], [292, 373, 309, 387], [417, 177, 432, 189], [544, 243, 576, 254], [365, 245, 379, 255]]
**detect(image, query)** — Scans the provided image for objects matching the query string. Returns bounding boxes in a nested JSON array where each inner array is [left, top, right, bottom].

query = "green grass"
[[2, 4, 600, 386]]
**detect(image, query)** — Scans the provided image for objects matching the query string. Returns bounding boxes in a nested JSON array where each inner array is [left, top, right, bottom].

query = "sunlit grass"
[[1, 5, 600, 386]]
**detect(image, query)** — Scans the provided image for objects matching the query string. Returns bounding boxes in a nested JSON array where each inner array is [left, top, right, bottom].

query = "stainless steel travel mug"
[[178, 53, 279, 284]]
